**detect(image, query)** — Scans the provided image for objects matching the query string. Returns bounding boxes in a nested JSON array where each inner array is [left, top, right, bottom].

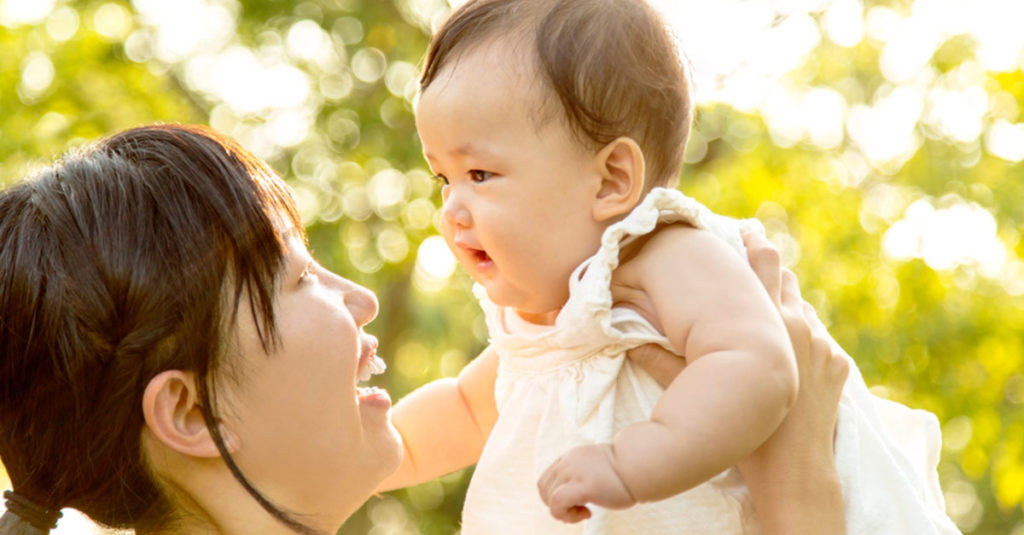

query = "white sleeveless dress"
[[460, 187, 960, 535]]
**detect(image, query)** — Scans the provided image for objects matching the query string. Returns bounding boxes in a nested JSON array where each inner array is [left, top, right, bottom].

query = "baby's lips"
[[453, 236, 484, 253]]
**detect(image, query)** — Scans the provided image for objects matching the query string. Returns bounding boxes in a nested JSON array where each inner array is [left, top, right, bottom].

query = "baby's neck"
[[508, 227, 619, 328], [514, 308, 560, 326]]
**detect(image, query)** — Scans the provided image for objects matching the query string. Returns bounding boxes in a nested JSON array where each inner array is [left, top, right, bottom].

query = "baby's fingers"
[[547, 482, 593, 523], [537, 462, 558, 505], [537, 456, 573, 508]]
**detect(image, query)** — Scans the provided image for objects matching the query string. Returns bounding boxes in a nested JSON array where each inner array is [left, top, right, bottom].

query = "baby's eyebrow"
[[457, 142, 505, 163], [452, 142, 477, 155], [423, 141, 497, 164]]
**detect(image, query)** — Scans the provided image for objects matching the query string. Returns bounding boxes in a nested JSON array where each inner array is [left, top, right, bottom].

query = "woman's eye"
[[468, 170, 493, 183], [299, 262, 316, 283]]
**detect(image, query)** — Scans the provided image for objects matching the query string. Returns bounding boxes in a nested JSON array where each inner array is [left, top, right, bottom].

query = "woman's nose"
[[345, 281, 379, 327]]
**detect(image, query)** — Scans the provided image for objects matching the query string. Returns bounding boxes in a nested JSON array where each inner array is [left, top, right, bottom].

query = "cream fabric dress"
[[460, 188, 960, 535]]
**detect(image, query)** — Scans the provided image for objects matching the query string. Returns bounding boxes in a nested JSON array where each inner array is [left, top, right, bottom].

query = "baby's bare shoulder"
[[610, 224, 728, 331], [616, 223, 732, 283]]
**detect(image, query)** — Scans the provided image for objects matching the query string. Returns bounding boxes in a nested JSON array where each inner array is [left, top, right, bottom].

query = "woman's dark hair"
[[0, 124, 317, 533], [421, 0, 693, 189]]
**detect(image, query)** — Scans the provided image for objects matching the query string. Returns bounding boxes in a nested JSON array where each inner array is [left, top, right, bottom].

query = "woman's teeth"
[[358, 355, 387, 383], [357, 385, 387, 397]]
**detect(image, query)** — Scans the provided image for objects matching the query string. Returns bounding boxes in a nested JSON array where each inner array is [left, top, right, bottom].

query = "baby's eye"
[[431, 173, 449, 186], [468, 170, 494, 183]]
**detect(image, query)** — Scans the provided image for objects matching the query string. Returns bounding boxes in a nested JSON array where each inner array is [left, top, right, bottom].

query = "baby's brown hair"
[[421, 0, 693, 190]]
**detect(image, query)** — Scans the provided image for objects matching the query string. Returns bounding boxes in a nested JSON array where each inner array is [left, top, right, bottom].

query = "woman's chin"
[[379, 422, 404, 473], [365, 411, 404, 474]]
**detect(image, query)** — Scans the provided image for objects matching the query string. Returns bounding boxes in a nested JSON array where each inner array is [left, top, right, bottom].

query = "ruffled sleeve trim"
[[563, 187, 761, 341]]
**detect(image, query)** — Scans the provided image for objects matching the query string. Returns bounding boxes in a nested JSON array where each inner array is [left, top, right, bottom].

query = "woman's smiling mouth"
[[356, 334, 388, 405]]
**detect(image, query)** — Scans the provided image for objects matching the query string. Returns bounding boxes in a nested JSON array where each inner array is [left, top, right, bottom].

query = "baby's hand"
[[536, 444, 637, 523]]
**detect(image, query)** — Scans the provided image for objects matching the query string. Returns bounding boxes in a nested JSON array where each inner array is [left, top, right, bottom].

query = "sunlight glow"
[[19, 51, 55, 100], [414, 236, 457, 292], [985, 120, 1024, 163], [762, 86, 847, 149], [0, 0, 55, 27], [401, 0, 451, 31], [926, 86, 988, 144], [823, 0, 863, 47], [93, 3, 132, 40], [847, 85, 923, 167], [351, 47, 387, 83], [645, 0, 1023, 168], [286, 19, 328, 61], [876, 15, 940, 83], [385, 61, 419, 100], [45, 6, 79, 41], [131, 0, 1024, 170], [185, 46, 311, 114], [883, 197, 1006, 276], [369, 169, 410, 215], [286, 18, 339, 69], [131, 0, 236, 62], [266, 108, 315, 148]]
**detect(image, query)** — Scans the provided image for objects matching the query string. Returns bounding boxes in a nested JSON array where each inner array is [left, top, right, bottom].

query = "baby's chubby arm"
[[376, 345, 498, 492], [538, 224, 798, 519]]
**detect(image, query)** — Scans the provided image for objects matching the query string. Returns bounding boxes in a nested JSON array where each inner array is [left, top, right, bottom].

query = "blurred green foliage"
[[0, 0, 1021, 534]]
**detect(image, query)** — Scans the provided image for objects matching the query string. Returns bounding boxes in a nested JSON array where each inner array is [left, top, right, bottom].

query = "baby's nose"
[[441, 191, 472, 228]]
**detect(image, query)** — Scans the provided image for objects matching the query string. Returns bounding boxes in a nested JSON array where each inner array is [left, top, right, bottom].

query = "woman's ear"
[[142, 370, 239, 458], [592, 137, 646, 222]]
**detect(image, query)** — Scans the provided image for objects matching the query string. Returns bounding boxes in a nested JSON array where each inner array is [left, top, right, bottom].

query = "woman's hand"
[[743, 232, 849, 458], [625, 344, 685, 387], [738, 231, 848, 535]]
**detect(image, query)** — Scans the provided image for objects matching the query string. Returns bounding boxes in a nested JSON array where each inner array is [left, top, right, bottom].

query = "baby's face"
[[415, 39, 609, 324]]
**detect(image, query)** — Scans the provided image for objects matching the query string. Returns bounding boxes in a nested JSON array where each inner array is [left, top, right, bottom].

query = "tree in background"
[[0, 0, 1021, 533]]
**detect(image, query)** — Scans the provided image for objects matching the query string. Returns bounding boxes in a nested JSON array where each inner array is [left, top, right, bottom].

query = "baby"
[[382, 1, 960, 533]]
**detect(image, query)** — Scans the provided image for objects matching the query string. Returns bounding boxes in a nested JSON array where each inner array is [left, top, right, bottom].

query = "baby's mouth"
[[454, 239, 494, 271]]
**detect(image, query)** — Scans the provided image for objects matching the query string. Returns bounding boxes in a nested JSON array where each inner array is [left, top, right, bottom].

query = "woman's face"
[[222, 221, 401, 528]]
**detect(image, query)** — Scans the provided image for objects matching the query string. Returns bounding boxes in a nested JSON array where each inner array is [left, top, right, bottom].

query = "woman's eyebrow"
[[280, 225, 307, 246], [279, 226, 310, 265]]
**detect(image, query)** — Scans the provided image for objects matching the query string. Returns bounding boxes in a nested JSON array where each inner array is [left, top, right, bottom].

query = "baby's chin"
[[476, 279, 566, 315]]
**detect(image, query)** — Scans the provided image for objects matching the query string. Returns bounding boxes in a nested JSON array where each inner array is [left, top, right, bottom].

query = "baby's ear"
[[142, 370, 237, 459], [593, 137, 645, 222]]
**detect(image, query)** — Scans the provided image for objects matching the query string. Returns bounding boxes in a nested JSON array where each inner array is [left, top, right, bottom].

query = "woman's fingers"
[[779, 268, 802, 308], [802, 302, 850, 394], [743, 232, 783, 306], [777, 269, 812, 357], [626, 344, 685, 388]]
